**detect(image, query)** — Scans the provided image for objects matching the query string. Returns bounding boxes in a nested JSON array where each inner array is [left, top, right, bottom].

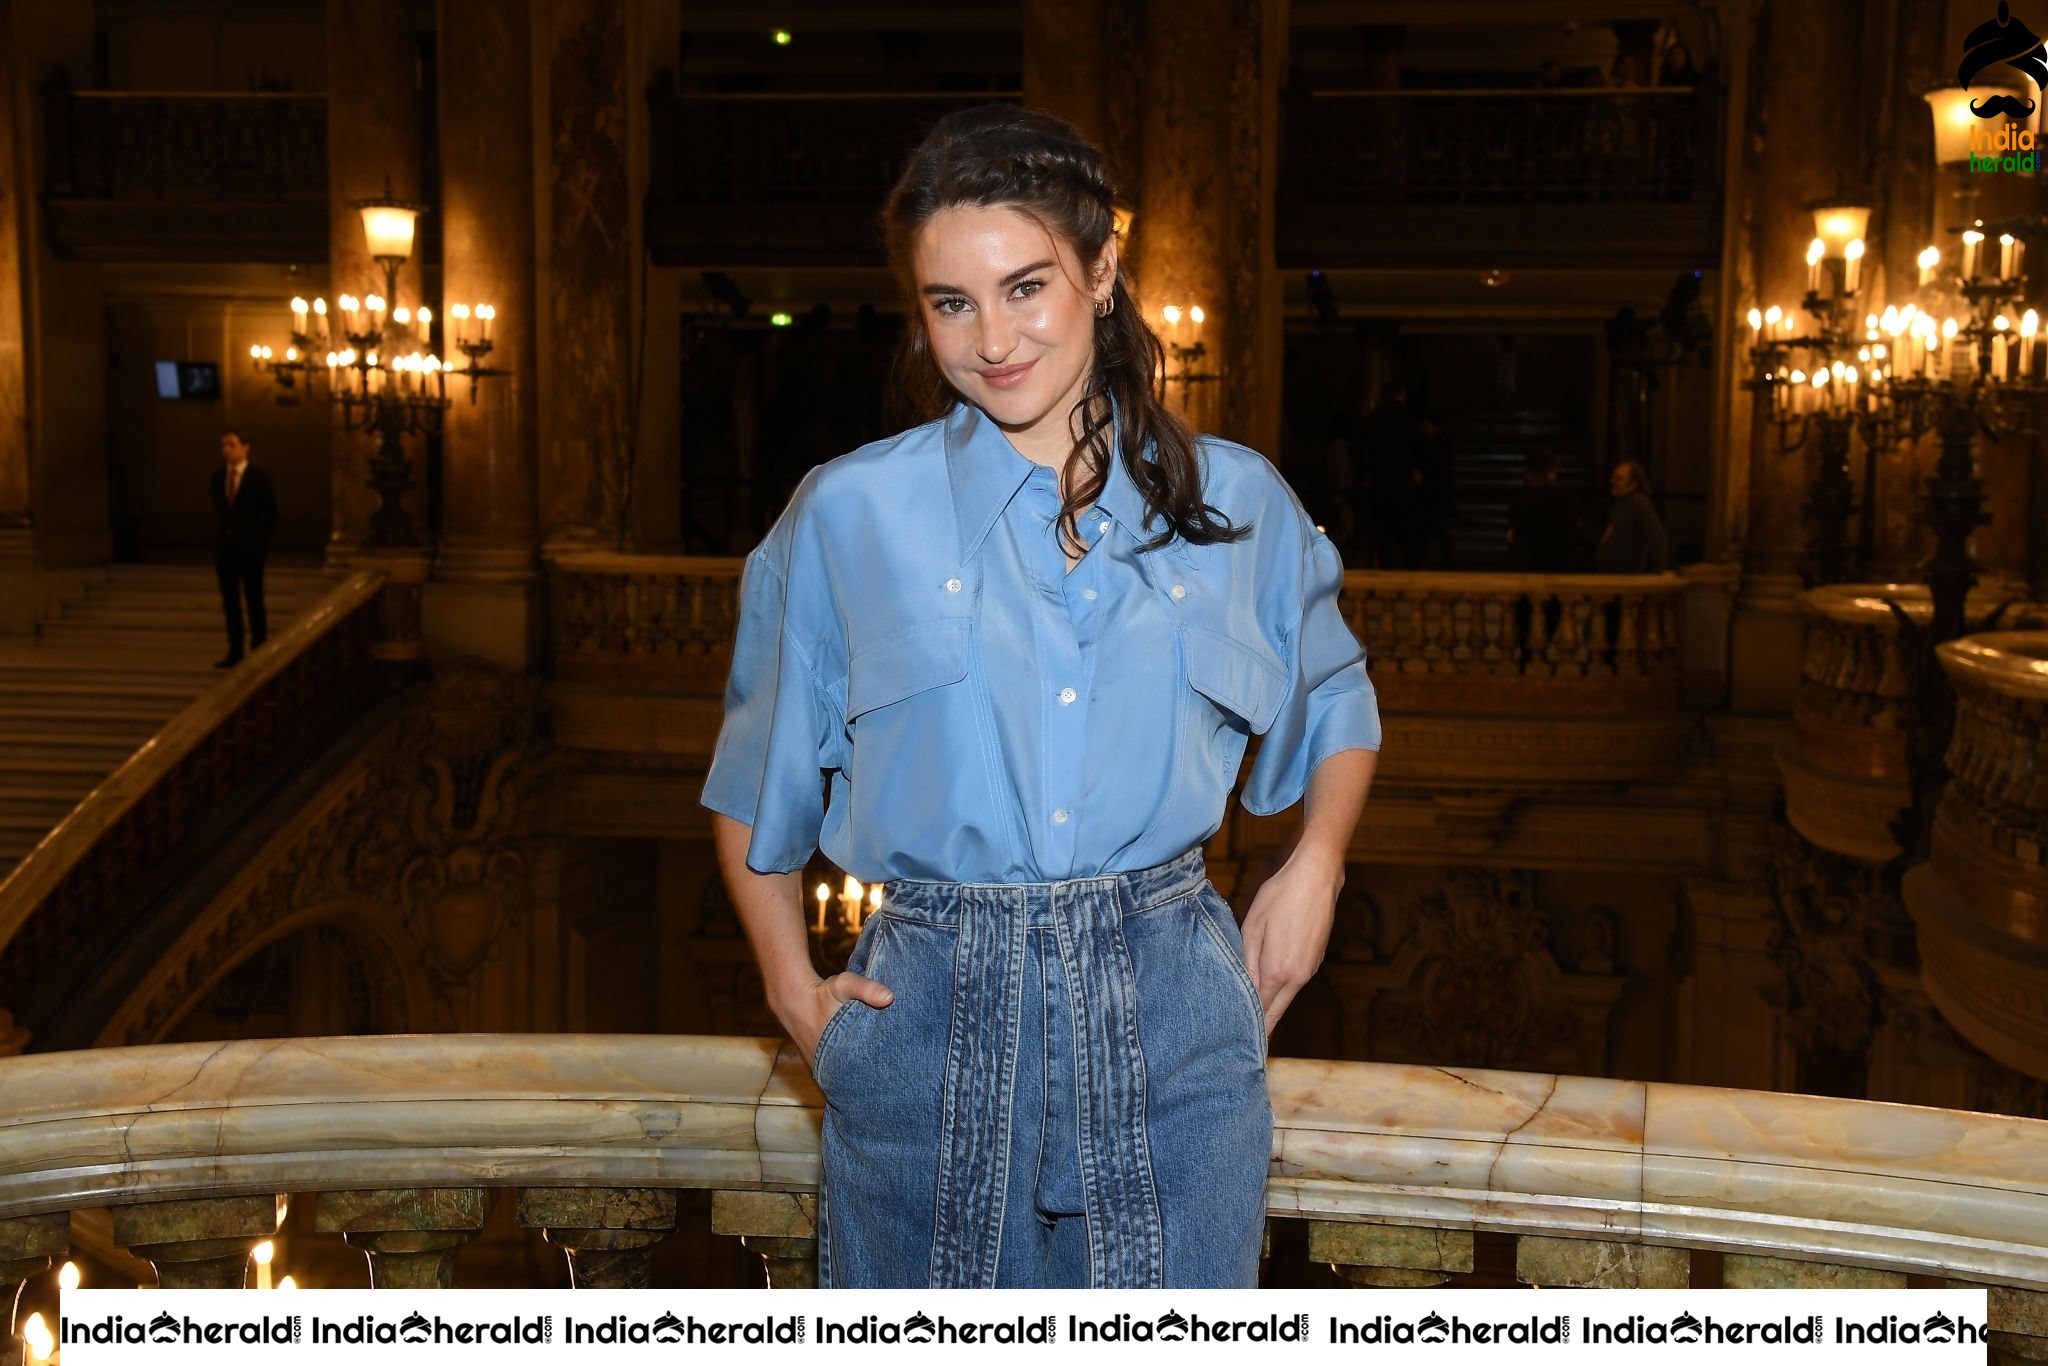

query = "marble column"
[[1726, 0, 1862, 710], [429, 0, 542, 669], [538, 0, 634, 553], [1023, 0, 1285, 458], [0, 2, 104, 628], [1133, 0, 1286, 455], [325, 0, 425, 566]]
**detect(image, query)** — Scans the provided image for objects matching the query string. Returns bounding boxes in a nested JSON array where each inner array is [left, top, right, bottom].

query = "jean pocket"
[[1192, 885, 1269, 1056], [810, 997, 863, 1086]]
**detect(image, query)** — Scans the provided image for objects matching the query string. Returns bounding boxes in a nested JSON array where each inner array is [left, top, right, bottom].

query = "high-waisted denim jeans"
[[809, 848, 1272, 1288]]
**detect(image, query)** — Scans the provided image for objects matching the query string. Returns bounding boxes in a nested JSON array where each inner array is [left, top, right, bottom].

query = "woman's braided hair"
[[881, 104, 1248, 554]]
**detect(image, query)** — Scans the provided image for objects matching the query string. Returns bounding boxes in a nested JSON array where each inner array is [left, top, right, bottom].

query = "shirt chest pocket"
[[845, 617, 973, 721], [1182, 625, 1288, 735]]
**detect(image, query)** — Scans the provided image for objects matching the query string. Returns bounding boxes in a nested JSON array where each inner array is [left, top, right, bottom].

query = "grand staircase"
[[0, 563, 337, 882]]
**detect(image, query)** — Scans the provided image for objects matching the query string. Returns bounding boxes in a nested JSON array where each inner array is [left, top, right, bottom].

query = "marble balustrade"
[[0, 571, 395, 1040], [2, 1033, 2048, 1329], [547, 555, 1686, 708], [1784, 584, 2048, 864], [1906, 630, 2048, 1087]]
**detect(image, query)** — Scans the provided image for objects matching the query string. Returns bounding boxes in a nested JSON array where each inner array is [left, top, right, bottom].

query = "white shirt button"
[[945, 577, 962, 593], [1082, 588, 1098, 601], [1170, 583, 1186, 599], [1052, 808, 1070, 825], [1058, 687, 1077, 706], [1098, 520, 1111, 534]]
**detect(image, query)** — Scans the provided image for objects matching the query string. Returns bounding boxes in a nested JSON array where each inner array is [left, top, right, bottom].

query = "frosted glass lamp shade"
[[359, 204, 419, 262]]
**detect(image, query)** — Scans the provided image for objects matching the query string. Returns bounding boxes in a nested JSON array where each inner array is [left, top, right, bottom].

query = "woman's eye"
[[1013, 280, 1043, 299], [933, 297, 970, 316]]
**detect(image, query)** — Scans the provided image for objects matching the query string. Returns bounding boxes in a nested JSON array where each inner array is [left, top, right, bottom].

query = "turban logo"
[[1960, 1, 2048, 119]]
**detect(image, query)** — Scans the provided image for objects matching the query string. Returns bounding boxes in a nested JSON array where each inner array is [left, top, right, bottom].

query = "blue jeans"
[[810, 848, 1271, 1287]]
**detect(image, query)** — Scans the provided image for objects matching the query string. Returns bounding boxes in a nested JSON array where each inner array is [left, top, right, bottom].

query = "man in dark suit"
[[210, 428, 278, 668]]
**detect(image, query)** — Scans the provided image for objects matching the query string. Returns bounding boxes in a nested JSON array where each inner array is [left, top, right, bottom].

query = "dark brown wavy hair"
[[881, 104, 1247, 554]]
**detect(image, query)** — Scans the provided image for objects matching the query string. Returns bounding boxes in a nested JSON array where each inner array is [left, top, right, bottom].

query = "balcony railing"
[[2, 1035, 2047, 1339], [542, 558, 1697, 786], [0, 571, 399, 1042], [1906, 630, 2048, 1083], [1276, 87, 1722, 268], [646, 89, 1019, 266], [1783, 584, 2048, 864], [40, 88, 328, 261]]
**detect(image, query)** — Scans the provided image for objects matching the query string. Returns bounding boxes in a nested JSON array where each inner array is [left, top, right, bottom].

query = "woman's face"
[[911, 203, 1114, 465]]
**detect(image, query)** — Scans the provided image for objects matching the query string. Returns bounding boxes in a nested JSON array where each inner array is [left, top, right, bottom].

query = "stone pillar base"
[[1729, 572, 1805, 712], [422, 577, 542, 672]]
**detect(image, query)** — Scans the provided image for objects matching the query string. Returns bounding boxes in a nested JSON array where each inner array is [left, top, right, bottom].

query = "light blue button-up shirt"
[[702, 401, 1381, 884]]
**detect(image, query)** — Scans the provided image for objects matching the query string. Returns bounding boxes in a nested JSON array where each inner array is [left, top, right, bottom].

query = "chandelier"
[[252, 185, 507, 547]]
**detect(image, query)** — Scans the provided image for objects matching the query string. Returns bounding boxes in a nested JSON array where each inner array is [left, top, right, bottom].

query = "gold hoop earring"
[[1094, 295, 1115, 318]]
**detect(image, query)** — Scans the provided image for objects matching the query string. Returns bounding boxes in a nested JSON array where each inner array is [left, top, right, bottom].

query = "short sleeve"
[[1241, 526, 1381, 815], [701, 545, 841, 873]]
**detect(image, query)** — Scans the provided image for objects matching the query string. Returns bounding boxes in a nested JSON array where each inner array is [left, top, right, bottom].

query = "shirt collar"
[[944, 396, 1157, 561]]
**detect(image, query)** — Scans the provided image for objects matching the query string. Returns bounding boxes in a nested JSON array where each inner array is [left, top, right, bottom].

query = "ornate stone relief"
[[102, 659, 564, 1044], [1328, 869, 1628, 1073]]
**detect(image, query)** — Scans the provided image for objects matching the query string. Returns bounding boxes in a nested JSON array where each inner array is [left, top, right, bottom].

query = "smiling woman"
[[700, 104, 1382, 1291]]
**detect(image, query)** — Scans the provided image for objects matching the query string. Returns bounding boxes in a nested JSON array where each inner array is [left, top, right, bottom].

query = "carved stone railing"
[[1277, 87, 1722, 269], [1906, 631, 2048, 1083], [1, 1036, 2046, 1345], [550, 551, 740, 692], [41, 87, 329, 261], [0, 571, 397, 1046], [544, 558, 1694, 784], [1784, 585, 2048, 864]]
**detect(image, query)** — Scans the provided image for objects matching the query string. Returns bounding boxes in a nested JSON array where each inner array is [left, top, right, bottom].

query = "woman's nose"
[[975, 311, 1016, 363]]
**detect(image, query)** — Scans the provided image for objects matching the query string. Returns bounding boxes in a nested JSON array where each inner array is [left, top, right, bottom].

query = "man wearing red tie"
[[210, 429, 278, 668]]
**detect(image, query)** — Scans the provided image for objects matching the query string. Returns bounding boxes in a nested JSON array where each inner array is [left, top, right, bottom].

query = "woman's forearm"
[[1289, 747, 1376, 872], [712, 812, 820, 1018]]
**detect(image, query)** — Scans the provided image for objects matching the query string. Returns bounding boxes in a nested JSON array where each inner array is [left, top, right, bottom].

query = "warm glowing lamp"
[[1808, 200, 1871, 258]]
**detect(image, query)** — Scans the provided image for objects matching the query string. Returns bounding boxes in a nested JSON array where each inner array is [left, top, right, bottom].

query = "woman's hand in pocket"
[[789, 971, 894, 1071]]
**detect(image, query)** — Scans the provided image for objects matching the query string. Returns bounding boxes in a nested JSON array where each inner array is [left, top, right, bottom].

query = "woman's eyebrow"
[[921, 260, 1057, 296]]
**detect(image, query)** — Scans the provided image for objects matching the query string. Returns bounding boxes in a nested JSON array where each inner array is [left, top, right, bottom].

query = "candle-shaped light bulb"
[[364, 350, 378, 367], [279, 1276, 299, 1291], [290, 297, 308, 321], [1188, 304, 1205, 332], [253, 1238, 274, 1291], [313, 296, 328, 317], [59, 1261, 80, 1291], [2000, 233, 2017, 279], [1806, 237, 1825, 293], [450, 302, 470, 346], [1764, 304, 1782, 329], [285, 346, 298, 361], [476, 303, 495, 341], [1789, 369, 1807, 385], [250, 343, 264, 360], [22, 1312, 51, 1365], [1918, 246, 1940, 287], [1963, 229, 1984, 280], [393, 305, 411, 325], [1748, 307, 1763, 333], [2022, 309, 2039, 378], [365, 294, 385, 315], [417, 305, 433, 327], [1843, 238, 1865, 293], [870, 884, 883, 910], [1161, 305, 1182, 325], [339, 294, 358, 313]]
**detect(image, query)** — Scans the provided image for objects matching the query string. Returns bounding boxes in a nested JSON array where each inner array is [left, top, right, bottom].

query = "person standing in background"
[[210, 429, 277, 668], [1596, 459, 1670, 573]]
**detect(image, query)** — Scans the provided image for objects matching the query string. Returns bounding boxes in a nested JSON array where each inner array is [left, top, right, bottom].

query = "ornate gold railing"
[[1784, 584, 2048, 864], [2, 1036, 2046, 1345], [1906, 631, 2048, 1083], [0, 571, 392, 1039]]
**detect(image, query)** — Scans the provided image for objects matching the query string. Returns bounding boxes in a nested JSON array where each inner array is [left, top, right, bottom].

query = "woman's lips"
[[980, 361, 1035, 390]]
